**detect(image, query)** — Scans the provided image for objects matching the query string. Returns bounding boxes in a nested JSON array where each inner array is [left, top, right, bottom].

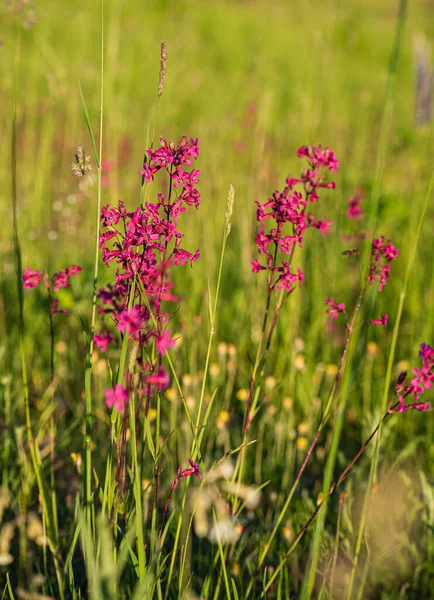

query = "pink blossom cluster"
[[347, 190, 364, 220], [99, 137, 201, 411], [391, 343, 433, 413], [368, 236, 399, 292], [251, 145, 338, 292], [140, 136, 200, 207], [22, 265, 82, 314], [23, 265, 81, 291]]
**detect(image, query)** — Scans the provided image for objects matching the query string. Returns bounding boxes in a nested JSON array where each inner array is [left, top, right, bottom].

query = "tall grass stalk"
[[11, 23, 65, 599], [300, 283, 366, 598], [250, 284, 365, 586], [163, 185, 234, 597], [82, 0, 104, 534]]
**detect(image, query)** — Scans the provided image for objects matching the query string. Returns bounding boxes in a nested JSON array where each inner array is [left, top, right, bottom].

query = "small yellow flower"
[[297, 421, 309, 435], [227, 359, 236, 373], [216, 410, 230, 425], [296, 437, 308, 451], [56, 341, 67, 354], [70, 453, 82, 473], [367, 341, 378, 356], [95, 358, 107, 375], [148, 408, 158, 422], [165, 388, 177, 402], [265, 376, 276, 391], [227, 344, 237, 357], [182, 374, 193, 387], [293, 354, 305, 370], [397, 360, 410, 372], [209, 363, 220, 378], [326, 364, 338, 377], [317, 492, 324, 505], [294, 337, 305, 352], [218, 342, 228, 357], [282, 523, 292, 540], [283, 396, 293, 410], [267, 404, 277, 416], [232, 563, 240, 576], [236, 388, 249, 402]]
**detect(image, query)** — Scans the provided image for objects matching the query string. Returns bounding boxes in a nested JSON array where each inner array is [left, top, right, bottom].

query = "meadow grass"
[[1, 0, 434, 598]]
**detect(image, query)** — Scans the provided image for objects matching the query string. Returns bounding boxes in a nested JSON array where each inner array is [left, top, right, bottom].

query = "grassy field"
[[1, 0, 434, 598]]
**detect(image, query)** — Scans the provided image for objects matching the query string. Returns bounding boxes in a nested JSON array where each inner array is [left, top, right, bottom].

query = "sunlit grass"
[[1, 0, 434, 598]]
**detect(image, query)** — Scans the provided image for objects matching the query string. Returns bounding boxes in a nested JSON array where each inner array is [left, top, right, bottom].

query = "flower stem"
[[83, 0, 104, 535]]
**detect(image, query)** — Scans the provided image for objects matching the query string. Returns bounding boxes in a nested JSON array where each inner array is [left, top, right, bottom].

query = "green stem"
[[300, 282, 366, 599], [84, 0, 104, 534]]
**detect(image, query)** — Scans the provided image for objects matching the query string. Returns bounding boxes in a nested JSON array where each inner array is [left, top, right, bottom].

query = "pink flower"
[[52, 265, 82, 292], [252, 144, 337, 291], [324, 298, 346, 319], [117, 307, 145, 335], [146, 364, 169, 390], [95, 331, 115, 352], [155, 330, 176, 355], [368, 237, 398, 292], [105, 385, 128, 412], [296, 145, 339, 173], [179, 458, 202, 480], [390, 343, 434, 413], [347, 191, 363, 220], [309, 216, 332, 236], [23, 268, 41, 288], [51, 299, 68, 315], [276, 264, 304, 292], [251, 259, 265, 273], [369, 313, 388, 330]]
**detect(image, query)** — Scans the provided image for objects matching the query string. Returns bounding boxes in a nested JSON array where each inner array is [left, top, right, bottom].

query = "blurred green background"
[[1, 0, 433, 386], [1, 0, 434, 596]]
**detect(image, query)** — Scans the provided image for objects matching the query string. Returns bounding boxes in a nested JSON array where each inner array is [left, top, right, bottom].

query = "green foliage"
[[1, 0, 434, 598]]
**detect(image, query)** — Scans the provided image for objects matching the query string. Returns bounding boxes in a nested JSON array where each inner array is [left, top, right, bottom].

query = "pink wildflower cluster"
[[347, 190, 364, 220], [140, 136, 200, 207], [251, 145, 338, 291], [368, 236, 399, 292], [99, 137, 200, 409], [23, 265, 82, 313], [390, 343, 434, 413]]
